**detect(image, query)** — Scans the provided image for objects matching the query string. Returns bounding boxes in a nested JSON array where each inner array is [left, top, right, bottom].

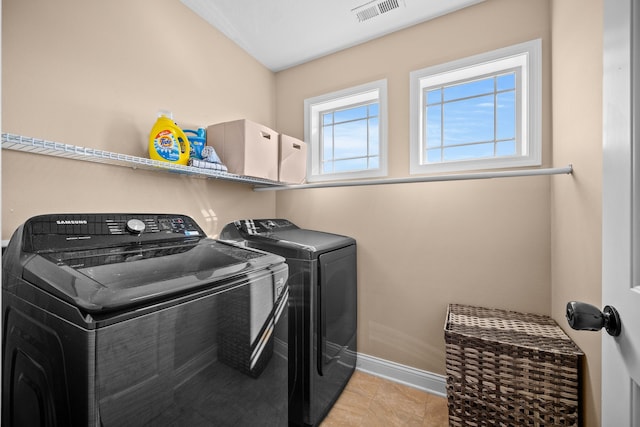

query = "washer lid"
[[257, 228, 354, 253], [20, 239, 284, 313], [222, 219, 355, 258]]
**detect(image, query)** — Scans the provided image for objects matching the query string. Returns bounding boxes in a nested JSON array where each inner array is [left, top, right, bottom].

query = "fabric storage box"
[[207, 119, 279, 181], [278, 134, 307, 184], [444, 304, 584, 427]]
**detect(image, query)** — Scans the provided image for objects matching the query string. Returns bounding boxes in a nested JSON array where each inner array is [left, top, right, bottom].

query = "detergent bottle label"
[[153, 130, 181, 162]]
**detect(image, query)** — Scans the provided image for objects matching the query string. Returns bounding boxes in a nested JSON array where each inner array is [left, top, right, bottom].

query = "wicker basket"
[[444, 304, 584, 426]]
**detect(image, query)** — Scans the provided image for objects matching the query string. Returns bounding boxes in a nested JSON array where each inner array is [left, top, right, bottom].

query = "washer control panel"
[[22, 214, 205, 252], [233, 219, 297, 236]]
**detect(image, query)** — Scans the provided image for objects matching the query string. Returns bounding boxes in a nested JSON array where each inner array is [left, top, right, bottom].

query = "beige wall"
[[275, 0, 553, 375], [551, 1, 603, 426], [2, 0, 277, 238], [276, 0, 604, 424]]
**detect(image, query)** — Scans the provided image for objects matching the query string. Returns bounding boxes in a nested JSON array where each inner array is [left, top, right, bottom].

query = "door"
[[602, 0, 640, 424]]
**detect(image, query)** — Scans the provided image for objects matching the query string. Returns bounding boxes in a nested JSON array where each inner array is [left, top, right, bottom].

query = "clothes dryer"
[[2, 213, 290, 427], [221, 219, 357, 427]]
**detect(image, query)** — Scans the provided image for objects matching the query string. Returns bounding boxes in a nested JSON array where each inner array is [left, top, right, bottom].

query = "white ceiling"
[[180, 0, 485, 72]]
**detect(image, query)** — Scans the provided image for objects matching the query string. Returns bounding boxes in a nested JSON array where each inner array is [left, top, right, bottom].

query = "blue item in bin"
[[184, 128, 206, 159]]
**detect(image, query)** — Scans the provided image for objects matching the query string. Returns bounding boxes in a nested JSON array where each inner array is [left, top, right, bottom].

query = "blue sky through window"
[[321, 102, 379, 174], [424, 72, 516, 163]]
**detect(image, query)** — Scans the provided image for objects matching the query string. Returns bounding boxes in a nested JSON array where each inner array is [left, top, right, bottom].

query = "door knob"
[[566, 301, 621, 336]]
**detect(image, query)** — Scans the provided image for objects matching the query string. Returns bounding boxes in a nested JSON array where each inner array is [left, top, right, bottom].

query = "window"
[[305, 80, 387, 182], [410, 39, 542, 174]]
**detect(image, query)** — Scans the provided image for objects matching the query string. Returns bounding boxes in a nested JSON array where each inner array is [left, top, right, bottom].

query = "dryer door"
[[317, 244, 357, 376]]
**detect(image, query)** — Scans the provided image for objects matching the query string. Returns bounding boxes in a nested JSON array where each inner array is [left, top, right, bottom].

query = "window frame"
[[305, 79, 388, 182], [409, 39, 542, 174]]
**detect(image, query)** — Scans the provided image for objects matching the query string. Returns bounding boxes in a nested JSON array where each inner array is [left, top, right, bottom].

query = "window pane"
[[322, 126, 333, 160], [443, 143, 494, 161], [322, 112, 333, 125], [443, 95, 494, 145], [426, 89, 441, 105], [496, 140, 516, 156], [426, 105, 442, 148], [369, 117, 379, 155], [334, 158, 367, 172], [334, 105, 367, 123], [319, 100, 381, 175], [496, 91, 515, 140], [444, 77, 494, 102], [368, 156, 379, 169], [333, 121, 368, 158], [497, 73, 515, 91], [322, 161, 333, 173], [427, 148, 442, 162]]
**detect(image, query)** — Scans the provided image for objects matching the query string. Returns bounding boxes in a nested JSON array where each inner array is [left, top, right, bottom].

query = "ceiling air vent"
[[378, 0, 400, 14], [353, 0, 402, 22], [355, 6, 379, 22]]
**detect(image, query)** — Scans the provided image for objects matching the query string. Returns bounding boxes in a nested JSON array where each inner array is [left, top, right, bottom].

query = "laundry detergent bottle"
[[149, 112, 190, 165]]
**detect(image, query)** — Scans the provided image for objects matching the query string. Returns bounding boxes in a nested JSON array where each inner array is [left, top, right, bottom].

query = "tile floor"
[[320, 371, 449, 427]]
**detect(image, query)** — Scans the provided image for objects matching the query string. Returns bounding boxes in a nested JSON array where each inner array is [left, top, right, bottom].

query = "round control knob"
[[126, 219, 146, 234]]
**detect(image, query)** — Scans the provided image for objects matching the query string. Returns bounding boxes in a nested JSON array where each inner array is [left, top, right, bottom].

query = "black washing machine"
[[220, 219, 357, 427], [2, 213, 290, 427]]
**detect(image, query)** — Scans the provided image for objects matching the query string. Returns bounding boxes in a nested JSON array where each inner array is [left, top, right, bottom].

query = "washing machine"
[[2, 213, 290, 427], [220, 219, 357, 427]]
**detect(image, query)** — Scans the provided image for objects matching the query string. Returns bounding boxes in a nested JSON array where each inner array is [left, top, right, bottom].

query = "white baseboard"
[[355, 353, 447, 398]]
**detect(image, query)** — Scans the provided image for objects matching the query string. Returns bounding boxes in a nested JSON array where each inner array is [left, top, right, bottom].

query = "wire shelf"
[[1, 133, 282, 187], [2, 133, 573, 191]]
